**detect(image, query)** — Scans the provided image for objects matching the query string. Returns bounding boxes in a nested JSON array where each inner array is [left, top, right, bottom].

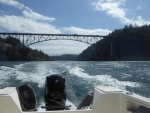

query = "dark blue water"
[[0, 61, 150, 109]]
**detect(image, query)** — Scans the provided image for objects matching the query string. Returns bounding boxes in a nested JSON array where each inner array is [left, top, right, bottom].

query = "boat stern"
[[0, 87, 22, 113]]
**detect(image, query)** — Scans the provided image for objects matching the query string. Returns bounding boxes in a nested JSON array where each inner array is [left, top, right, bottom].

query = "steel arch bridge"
[[0, 33, 106, 46]]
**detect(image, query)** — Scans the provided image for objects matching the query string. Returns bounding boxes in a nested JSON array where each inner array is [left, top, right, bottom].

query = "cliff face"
[[0, 42, 13, 60], [0, 37, 52, 61], [77, 25, 150, 61]]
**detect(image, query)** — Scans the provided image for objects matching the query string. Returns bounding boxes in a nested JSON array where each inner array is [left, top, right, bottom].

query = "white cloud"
[[92, 0, 129, 23], [0, 15, 61, 33], [0, 0, 55, 22], [133, 16, 150, 26], [0, 0, 25, 9], [0, 0, 112, 35], [62, 26, 111, 35], [92, 0, 150, 26], [0, 0, 58, 33], [23, 9, 55, 22], [0, 14, 112, 35]]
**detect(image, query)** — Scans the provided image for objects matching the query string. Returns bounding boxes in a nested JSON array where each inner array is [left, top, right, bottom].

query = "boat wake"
[[68, 66, 141, 90]]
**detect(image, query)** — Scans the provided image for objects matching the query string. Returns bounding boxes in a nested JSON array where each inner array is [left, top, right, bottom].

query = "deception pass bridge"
[[0, 33, 107, 46]]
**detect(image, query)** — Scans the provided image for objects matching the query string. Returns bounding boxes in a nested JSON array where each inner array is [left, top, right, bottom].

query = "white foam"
[[69, 66, 141, 90], [0, 62, 141, 93], [0, 66, 17, 85], [69, 67, 92, 79]]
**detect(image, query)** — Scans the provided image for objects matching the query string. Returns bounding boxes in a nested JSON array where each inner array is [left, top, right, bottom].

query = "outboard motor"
[[18, 84, 36, 111], [77, 91, 93, 109], [44, 74, 68, 110]]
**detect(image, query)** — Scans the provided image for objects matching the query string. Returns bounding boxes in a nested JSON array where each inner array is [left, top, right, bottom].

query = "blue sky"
[[0, 0, 150, 55]]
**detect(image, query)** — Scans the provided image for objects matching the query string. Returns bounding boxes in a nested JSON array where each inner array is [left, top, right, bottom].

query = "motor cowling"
[[18, 84, 36, 111], [45, 74, 67, 110]]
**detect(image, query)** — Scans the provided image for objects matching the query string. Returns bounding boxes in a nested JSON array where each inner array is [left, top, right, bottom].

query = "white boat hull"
[[0, 86, 150, 113]]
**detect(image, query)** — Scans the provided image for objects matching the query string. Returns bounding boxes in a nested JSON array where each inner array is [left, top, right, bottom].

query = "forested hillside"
[[0, 36, 52, 61], [77, 25, 150, 61]]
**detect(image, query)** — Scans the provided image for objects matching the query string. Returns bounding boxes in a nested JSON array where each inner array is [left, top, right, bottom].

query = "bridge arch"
[[27, 38, 94, 46], [0, 33, 106, 46]]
